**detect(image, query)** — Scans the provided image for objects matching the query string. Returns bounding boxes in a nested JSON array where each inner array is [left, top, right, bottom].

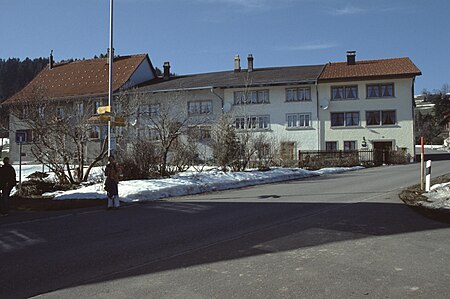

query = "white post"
[[108, 0, 114, 157], [425, 160, 431, 192]]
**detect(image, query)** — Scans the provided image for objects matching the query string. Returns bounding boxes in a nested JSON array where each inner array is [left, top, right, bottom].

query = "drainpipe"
[[316, 80, 321, 151], [412, 77, 416, 160], [210, 87, 224, 114]]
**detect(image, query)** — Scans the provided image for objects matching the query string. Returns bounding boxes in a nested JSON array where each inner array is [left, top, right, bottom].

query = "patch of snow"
[[420, 182, 450, 210], [43, 166, 363, 203]]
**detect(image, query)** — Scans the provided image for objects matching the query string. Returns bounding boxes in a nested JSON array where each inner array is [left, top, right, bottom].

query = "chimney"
[[346, 51, 356, 65], [163, 61, 171, 80], [49, 50, 54, 70], [234, 54, 241, 72], [247, 54, 254, 72]]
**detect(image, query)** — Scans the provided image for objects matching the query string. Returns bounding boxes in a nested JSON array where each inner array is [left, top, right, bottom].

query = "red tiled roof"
[[319, 57, 421, 82], [3, 54, 149, 104]]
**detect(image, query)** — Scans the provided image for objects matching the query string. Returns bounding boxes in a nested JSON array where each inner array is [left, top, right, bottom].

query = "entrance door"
[[280, 142, 295, 165], [373, 141, 393, 165]]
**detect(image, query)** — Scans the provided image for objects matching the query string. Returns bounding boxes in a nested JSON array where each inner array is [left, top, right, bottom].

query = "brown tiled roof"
[[319, 57, 421, 82], [3, 54, 149, 104], [138, 64, 325, 92]]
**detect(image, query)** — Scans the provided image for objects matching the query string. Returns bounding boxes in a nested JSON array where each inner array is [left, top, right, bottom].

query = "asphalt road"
[[1, 162, 450, 298]]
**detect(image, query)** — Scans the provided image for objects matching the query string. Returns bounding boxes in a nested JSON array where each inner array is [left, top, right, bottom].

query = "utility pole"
[[108, 0, 114, 157]]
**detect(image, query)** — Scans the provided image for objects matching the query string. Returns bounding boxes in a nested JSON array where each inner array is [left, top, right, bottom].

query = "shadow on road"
[[1, 198, 445, 298]]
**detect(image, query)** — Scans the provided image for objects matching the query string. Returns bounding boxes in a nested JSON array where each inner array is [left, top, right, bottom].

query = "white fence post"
[[425, 160, 432, 192]]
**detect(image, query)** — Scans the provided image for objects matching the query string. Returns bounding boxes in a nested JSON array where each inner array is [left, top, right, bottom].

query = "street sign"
[[97, 105, 111, 114]]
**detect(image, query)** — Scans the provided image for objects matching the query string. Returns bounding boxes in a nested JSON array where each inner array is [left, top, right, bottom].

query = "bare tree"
[[211, 115, 240, 171], [8, 86, 109, 185]]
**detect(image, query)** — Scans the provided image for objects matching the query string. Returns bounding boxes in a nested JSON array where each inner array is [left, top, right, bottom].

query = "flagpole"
[[108, 0, 113, 157]]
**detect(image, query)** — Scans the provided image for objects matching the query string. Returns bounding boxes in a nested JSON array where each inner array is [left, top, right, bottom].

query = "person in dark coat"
[[0, 157, 17, 216], [104, 155, 121, 210]]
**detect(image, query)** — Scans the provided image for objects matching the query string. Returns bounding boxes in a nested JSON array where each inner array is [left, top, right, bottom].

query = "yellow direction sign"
[[97, 105, 111, 114]]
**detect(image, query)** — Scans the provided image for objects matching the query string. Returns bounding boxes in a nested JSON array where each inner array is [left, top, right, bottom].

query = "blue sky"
[[0, 0, 448, 94]]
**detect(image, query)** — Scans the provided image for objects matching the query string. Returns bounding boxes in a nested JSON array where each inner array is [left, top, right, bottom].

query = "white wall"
[[317, 78, 415, 154], [223, 84, 319, 156], [127, 59, 155, 87]]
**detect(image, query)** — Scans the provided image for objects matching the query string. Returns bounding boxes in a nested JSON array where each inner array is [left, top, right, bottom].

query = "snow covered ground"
[[420, 182, 450, 210], [11, 164, 450, 210]]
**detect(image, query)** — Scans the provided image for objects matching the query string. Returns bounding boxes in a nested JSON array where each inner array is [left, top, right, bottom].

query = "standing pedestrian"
[[104, 155, 120, 210], [0, 157, 17, 216]]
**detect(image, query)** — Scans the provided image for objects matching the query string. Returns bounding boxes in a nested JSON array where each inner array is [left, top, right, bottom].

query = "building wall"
[[223, 84, 319, 158], [317, 78, 415, 155], [127, 59, 156, 87]]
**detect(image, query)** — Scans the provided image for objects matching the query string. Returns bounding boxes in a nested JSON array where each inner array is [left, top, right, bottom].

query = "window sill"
[[330, 98, 360, 101], [366, 124, 400, 128], [233, 103, 270, 106], [236, 129, 272, 132], [330, 126, 364, 129], [286, 127, 314, 131], [188, 113, 212, 117], [285, 100, 312, 103], [366, 96, 396, 99]]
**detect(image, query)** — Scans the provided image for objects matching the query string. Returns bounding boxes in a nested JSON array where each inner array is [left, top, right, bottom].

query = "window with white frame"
[[94, 100, 103, 114], [188, 126, 212, 141], [344, 141, 357, 151], [286, 87, 311, 102], [15, 129, 33, 143], [367, 83, 394, 98], [188, 100, 212, 116], [75, 102, 84, 116], [148, 103, 160, 116], [331, 112, 360, 127], [235, 115, 270, 130], [326, 141, 338, 151], [234, 90, 269, 105], [286, 113, 311, 128], [56, 107, 64, 119], [89, 127, 100, 139], [331, 85, 358, 100], [366, 110, 396, 126], [38, 106, 45, 119]]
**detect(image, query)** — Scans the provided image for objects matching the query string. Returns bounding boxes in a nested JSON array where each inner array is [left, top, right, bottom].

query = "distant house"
[[2, 53, 156, 162], [318, 51, 422, 156]]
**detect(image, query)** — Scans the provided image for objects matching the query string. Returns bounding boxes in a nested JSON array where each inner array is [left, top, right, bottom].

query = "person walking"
[[0, 157, 17, 216], [104, 155, 120, 210]]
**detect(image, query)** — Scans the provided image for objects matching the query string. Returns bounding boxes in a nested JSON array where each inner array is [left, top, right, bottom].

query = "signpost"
[[108, 0, 114, 157]]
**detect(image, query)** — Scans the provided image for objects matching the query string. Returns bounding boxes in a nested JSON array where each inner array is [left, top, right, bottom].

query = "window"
[[286, 113, 311, 128], [234, 90, 269, 105], [188, 100, 212, 115], [331, 85, 358, 100], [114, 102, 122, 114], [38, 106, 45, 119], [367, 83, 394, 98], [344, 141, 356, 151], [75, 102, 84, 116], [16, 130, 33, 143], [326, 141, 338, 151], [89, 127, 100, 139], [56, 107, 64, 119], [149, 104, 160, 116], [366, 110, 396, 126], [94, 100, 103, 114], [286, 87, 311, 102], [235, 115, 270, 130], [188, 126, 212, 141], [331, 112, 359, 127]]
